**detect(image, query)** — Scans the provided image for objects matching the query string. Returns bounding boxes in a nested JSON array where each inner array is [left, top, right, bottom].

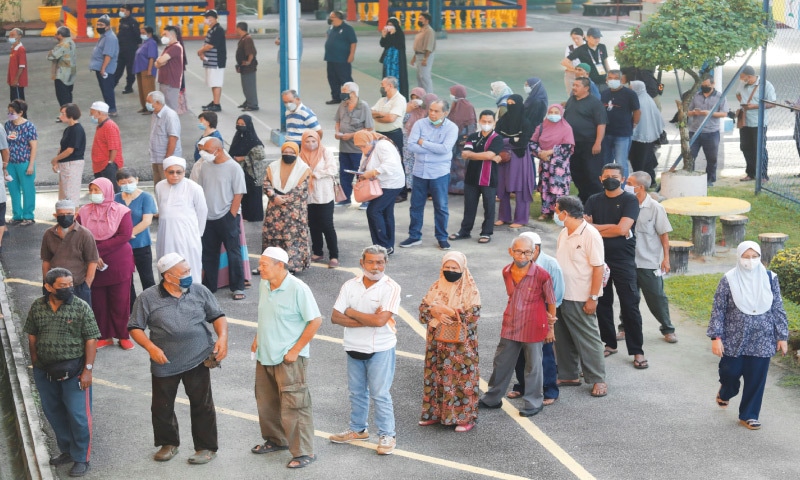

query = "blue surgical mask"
[[120, 183, 137, 194], [140, 34, 148, 41], [608, 79, 622, 90], [554, 212, 565, 227], [145, 102, 155, 112], [90, 116, 98, 124], [431, 118, 443, 126], [197, 123, 206, 131], [178, 275, 193, 288], [547, 114, 561, 123], [90, 193, 104, 204], [7, 37, 16, 44]]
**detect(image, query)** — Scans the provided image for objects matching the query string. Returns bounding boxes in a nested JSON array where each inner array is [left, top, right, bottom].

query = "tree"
[[614, 0, 775, 171]]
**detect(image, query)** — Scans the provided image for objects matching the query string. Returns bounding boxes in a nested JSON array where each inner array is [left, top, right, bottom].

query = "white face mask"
[[89, 193, 104, 204], [198, 150, 216, 162], [284, 102, 298, 112], [412, 98, 423, 106], [554, 212, 565, 227], [449, 94, 456, 101], [608, 79, 622, 90], [161, 36, 170, 45], [739, 257, 760, 271], [140, 34, 148, 41], [623, 185, 635, 194], [523, 85, 532, 94], [479, 123, 493, 132], [119, 11, 127, 18]]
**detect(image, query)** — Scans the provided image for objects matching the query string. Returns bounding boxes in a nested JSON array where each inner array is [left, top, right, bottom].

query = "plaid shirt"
[[23, 295, 99, 368], [501, 263, 556, 343]]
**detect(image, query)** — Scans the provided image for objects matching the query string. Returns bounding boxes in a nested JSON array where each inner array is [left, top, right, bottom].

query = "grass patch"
[[777, 372, 800, 388], [667, 185, 800, 249]]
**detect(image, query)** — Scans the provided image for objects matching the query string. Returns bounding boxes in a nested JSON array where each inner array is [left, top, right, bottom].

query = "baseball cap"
[[157, 253, 185, 274], [90, 101, 109, 113], [587, 27, 603, 38], [576, 63, 592, 74], [262, 247, 289, 264], [203, 9, 218, 18]]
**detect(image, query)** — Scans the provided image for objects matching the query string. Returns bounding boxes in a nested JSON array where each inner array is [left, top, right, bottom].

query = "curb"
[[0, 270, 55, 480]]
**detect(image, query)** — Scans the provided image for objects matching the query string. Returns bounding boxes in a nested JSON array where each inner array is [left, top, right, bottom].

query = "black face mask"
[[57, 214, 75, 229], [602, 177, 621, 191], [96, 27, 106, 35], [417, 20, 425, 27], [700, 86, 712, 93], [236, 125, 247, 132], [53, 287, 74, 302], [282, 154, 297, 164], [327, 18, 333, 25], [442, 271, 463, 283], [379, 87, 387, 97], [340, 92, 351, 102]]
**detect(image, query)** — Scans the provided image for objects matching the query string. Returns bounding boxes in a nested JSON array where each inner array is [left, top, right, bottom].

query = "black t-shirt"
[[584, 191, 639, 264], [463, 131, 504, 188], [564, 95, 607, 142], [59, 123, 86, 163], [117, 16, 141, 49], [567, 44, 609, 84], [600, 87, 640, 137]]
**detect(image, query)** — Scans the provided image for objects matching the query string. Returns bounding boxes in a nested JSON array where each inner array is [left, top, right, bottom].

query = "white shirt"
[[333, 274, 401, 354], [307, 148, 339, 205], [361, 139, 406, 189], [372, 93, 407, 132]]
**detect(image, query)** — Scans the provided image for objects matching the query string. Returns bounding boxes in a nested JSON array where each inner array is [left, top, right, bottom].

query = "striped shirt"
[[501, 263, 556, 343], [202, 23, 226, 68], [285, 103, 321, 144], [333, 275, 402, 354]]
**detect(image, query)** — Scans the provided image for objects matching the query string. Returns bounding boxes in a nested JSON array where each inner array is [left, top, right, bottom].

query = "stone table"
[[661, 196, 751, 256]]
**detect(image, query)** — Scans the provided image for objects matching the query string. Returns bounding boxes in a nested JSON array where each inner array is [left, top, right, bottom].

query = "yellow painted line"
[[94, 376, 529, 480], [4, 278, 42, 287]]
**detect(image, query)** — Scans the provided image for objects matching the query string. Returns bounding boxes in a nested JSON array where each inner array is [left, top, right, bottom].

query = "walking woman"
[[51, 103, 86, 202], [379, 17, 408, 99], [531, 104, 574, 220], [708, 241, 789, 430], [5, 99, 37, 225], [300, 130, 340, 268], [495, 94, 535, 228], [418, 251, 481, 432], [229, 114, 267, 221]]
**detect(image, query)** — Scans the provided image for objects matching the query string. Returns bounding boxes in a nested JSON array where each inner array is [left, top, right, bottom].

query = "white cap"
[[520, 232, 542, 245], [162, 156, 186, 171], [261, 247, 289, 264], [90, 101, 109, 113], [157, 253, 184, 274]]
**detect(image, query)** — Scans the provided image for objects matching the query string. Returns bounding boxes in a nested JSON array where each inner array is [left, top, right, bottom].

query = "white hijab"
[[725, 241, 773, 315], [268, 159, 309, 193]]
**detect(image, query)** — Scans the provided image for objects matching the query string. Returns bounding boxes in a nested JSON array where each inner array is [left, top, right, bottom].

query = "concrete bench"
[[582, 2, 643, 16], [720, 215, 748, 247], [758, 233, 788, 267], [669, 240, 693, 274]]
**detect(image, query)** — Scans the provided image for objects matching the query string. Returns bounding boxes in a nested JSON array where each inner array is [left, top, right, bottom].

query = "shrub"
[[771, 247, 800, 305]]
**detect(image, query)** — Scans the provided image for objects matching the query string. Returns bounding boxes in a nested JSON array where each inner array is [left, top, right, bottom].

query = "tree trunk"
[[675, 98, 693, 172]]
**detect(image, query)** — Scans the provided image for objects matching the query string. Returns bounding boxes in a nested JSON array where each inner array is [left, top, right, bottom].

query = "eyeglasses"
[[512, 249, 533, 257], [165, 169, 184, 175]]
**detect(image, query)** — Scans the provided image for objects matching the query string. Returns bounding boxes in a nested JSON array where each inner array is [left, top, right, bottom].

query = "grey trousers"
[[482, 338, 543, 413], [556, 300, 606, 384], [636, 268, 674, 334], [415, 52, 434, 93], [158, 83, 180, 111], [240, 72, 259, 108]]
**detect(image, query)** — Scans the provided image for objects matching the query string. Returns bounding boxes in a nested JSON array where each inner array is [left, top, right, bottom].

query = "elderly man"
[[147, 91, 182, 185], [282, 89, 322, 145], [196, 137, 247, 298], [400, 100, 459, 250], [7, 28, 27, 101], [41, 199, 99, 306], [564, 77, 607, 203], [562, 27, 610, 90], [324, 10, 357, 105], [251, 247, 321, 469], [330, 245, 400, 455], [154, 157, 206, 284], [736, 65, 776, 182], [129, 253, 228, 465], [554, 195, 607, 397], [89, 101, 124, 192], [25, 268, 99, 477], [155, 26, 183, 111], [372, 76, 408, 200], [89, 15, 119, 116], [334, 81, 374, 206], [47, 27, 77, 108], [600, 70, 639, 178], [584, 164, 647, 369], [235, 22, 259, 111], [197, 9, 226, 112], [626, 171, 677, 343], [114, 3, 140, 94], [410, 13, 436, 93], [687, 76, 728, 187], [479, 235, 557, 417]]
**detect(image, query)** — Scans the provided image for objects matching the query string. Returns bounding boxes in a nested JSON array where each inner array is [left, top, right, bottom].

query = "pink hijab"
[[80, 178, 130, 241], [404, 88, 432, 135], [447, 85, 477, 131], [531, 103, 575, 150]]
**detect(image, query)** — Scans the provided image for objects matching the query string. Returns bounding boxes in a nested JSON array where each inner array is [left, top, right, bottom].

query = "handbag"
[[736, 85, 757, 129], [334, 182, 347, 203], [44, 357, 84, 382], [435, 318, 467, 344], [353, 178, 383, 203]]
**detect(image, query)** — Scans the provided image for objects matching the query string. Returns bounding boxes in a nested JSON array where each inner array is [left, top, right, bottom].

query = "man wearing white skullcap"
[[129, 252, 228, 464], [89, 100, 124, 193], [154, 157, 207, 283], [251, 246, 321, 468]]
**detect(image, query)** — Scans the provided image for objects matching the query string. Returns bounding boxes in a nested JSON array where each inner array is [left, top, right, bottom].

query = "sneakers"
[[118, 339, 136, 350], [376, 435, 396, 455], [329, 429, 369, 444], [334, 201, 351, 207], [399, 238, 422, 248], [204, 103, 222, 112], [96, 339, 114, 349], [68, 462, 90, 477], [359, 202, 370, 210], [438, 240, 451, 250]]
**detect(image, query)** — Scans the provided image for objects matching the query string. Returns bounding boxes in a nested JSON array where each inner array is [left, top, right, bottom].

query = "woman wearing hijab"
[[447, 85, 477, 195], [708, 241, 789, 430], [418, 251, 481, 432], [491, 81, 513, 118], [629, 80, 664, 184], [78, 178, 135, 350], [522, 77, 548, 131], [402, 89, 433, 192], [263, 142, 311, 273], [230, 114, 267, 221], [531, 104, 575, 220], [379, 17, 408, 99], [300, 130, 340, 268], [354, 130, 405, 253], [495, 94, 536, 228]]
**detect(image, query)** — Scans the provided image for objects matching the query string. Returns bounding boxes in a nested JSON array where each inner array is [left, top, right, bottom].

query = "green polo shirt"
[[23, 295, 100, 368]]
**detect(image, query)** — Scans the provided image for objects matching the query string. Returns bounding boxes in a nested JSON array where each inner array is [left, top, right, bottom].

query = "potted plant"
[[555, 0, 573, 14], [39, 0, 62, 37], [615, 0, 774, 198]]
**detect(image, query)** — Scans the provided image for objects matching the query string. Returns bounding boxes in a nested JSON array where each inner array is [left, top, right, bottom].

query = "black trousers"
[[458, 183, 496, 237], [201, 213, 244, 292], [54, 80, 73, 106], [597, 260, 645, 355], [629, 141, 658, 184], [10, 85, 24, 102], [326, 61, 352, 101], [94, 162, 120, 193], [130, 245, 155, 310], [151, 363, 218, 451], [382, 128, 407, 196], [740, 126, 768, 179], [308, 201, 339, 259], [115, 46, 137, 90], [571, 140, 604, 203]]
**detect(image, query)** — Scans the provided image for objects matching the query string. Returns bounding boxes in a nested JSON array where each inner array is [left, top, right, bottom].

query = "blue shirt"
[[324, 22, 357, 63], [536, 252, 564, 307], [90, 30, 119, 74], [114, 191, 157, 249], [407, 118, 459, 179], [285, 103, 321, 144]]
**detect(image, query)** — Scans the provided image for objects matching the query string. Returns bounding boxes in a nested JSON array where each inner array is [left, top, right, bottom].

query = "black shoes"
[[203, 103, 221, 112], [325, 99, 341, 105]]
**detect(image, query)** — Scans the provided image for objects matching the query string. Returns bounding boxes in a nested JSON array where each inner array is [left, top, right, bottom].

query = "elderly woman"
[[51, 103, 86, 202], [708, 241, 789, 430], [495, 94, 535, 228], [531, 104, 574, 220], [78, 178, 135, 350], [629, 80, 664, 184], [418, 251, 481, 432], [354, 131, 405, 254], [5, 99, 37, 225], [447, 85, 476, 195], [301, 130, 340, 268], [335, 82, 374, 206], [230, 114, 267, 221], [263, 142, 311, 273], [402, 89, 434, 193], [379, 17, 408, 99]]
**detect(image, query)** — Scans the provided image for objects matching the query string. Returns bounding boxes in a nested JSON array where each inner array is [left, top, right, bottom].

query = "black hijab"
[[380, 17, 406, 51], [496, 94, 533, 156], [229, 115, 263, 157]]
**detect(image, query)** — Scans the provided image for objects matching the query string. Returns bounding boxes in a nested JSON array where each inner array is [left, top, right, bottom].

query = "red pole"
[[378, 0, 388, 30], [227, 0, 237, 37], [77, 0, 87, 39], [347, 0, 356, 21], [517, 0, 526, 28]]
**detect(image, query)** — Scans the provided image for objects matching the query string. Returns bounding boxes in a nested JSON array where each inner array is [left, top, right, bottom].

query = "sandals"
[[543, 398, 557, 406], [557, 379, 581, 387], [604, 347, 618, 357], [739, 419, 761, 430], [509, 223, 524, 229], [187, 450, 216, 464], [493, 220, 505, 226], [538, 214, 553, 221], [251, 440, 290, 454], [418, 419, 438, 426], [506, 391, 522, 399], [478, 236, 491, 244], [232, 290, 246, 301], [448, 233, 471, 241], [716, 392, 729, 409], [455, 423, 475, 433], [328, 259, 339, 269], [633, 357, 649, 369], [591, 383, 608, 397], [287, 454, 317, 468]]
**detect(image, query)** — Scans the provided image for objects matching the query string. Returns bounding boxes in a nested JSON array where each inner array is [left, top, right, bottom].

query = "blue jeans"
[[95, 70, 117, 113], [338, 152, 362, 202], [602, 135, 632, 178], [367, 188, 401, 249], [33, 367, 93, 463], [408, 174, 449, 242], [347, 348, 396, 437], [689, 131, 720, 182]]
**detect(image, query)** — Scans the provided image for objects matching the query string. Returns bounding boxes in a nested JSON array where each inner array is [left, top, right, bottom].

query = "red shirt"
[[501, 263, 556, 343], [91, 119, 124, 173], [8, 44, 28, 87]]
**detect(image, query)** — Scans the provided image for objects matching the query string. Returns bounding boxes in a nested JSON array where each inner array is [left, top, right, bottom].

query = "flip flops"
[[287, 454, 317, 468], [251, 440, 289, 454]]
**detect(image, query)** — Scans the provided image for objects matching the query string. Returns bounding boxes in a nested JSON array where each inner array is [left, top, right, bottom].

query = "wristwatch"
[[710, 337, 720, 341], [589, 295, 599, 301], [85, 364, 93, 371]]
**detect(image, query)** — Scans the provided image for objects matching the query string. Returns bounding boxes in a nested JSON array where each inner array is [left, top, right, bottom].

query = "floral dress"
[[419, 302, 480, 426], [531, 141, 573, 215], [262, 177, 310, 273]]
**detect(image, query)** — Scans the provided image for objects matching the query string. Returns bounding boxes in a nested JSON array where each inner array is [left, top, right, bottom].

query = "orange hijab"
[[299, 130, 326, 192]]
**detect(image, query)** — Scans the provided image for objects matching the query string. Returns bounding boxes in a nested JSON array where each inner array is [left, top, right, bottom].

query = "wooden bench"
[[582, 2, 643, 16]]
